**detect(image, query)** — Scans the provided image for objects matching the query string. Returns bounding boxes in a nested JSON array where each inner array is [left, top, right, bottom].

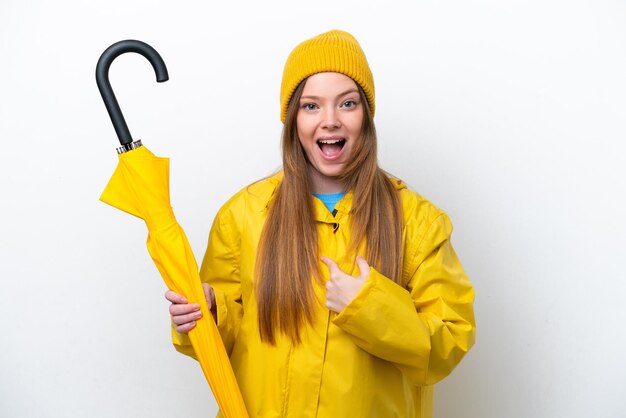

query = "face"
[[296, 72, 364, 193]]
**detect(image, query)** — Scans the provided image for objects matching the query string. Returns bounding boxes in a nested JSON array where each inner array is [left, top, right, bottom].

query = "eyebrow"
[[300, 88, 360, 101]]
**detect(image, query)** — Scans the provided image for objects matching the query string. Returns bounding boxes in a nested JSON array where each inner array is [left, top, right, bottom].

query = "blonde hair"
[[256, 80, 403, 344]]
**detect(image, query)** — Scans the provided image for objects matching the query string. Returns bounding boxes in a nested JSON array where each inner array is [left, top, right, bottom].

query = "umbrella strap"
[[145, 208, 177, 232]]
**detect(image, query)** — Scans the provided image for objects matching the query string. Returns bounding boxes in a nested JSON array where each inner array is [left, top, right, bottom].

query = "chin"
[[317, 165, 345, 178]]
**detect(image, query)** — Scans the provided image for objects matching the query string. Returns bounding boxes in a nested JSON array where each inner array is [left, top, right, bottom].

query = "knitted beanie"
[[279, 29, 375, 123]]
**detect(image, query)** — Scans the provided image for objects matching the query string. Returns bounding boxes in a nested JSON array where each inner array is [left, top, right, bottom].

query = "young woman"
[[165, 29, 475, 418]]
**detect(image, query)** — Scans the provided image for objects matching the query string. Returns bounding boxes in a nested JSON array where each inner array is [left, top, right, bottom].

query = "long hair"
[[256, 80, 403, 344]]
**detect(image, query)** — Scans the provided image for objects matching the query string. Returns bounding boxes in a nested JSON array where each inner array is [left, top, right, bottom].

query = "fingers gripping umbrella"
[[96, 40, 248, 418]]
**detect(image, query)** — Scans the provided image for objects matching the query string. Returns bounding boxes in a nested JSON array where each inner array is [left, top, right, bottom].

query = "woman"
[[166, 29, 475, 418]]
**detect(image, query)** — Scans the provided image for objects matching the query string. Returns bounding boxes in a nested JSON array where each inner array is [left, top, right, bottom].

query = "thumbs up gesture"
[[321, 256, 371, 313]]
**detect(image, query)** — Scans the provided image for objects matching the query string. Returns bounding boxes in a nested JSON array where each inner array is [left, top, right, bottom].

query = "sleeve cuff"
[[171, 325, 197, 360]]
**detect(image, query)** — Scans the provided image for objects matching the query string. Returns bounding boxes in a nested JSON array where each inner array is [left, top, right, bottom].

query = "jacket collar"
[[252, 170, 407, 219]]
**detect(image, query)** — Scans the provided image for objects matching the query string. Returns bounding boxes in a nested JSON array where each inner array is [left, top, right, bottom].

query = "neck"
[[307, 165, 346, 194]]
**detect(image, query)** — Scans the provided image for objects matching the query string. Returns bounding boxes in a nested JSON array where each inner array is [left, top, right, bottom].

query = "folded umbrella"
[[96, 40, 249, 418]]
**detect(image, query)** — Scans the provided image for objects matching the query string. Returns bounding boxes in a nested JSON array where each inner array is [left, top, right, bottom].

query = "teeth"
[[318, 139, 343, 144]]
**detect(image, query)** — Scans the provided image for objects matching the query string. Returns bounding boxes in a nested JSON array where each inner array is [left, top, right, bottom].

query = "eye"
[[301, 103, 318, 111], [341, 100, 359, 109]]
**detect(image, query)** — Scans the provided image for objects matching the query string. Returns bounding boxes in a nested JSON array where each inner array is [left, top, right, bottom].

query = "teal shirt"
[[313, 192, 346, 214]]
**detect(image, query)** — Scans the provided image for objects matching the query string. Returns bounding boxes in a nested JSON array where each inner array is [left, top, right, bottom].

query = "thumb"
[[320, 256, 341, 276], [202, 283, 215, 309], [355, 256, 370, 279]]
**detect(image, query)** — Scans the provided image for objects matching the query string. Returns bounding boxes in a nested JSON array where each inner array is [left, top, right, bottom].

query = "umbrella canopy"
[[100, 145, 249, 418]]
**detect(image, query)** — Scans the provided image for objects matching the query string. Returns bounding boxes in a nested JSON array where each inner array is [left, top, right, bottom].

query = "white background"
[[1, 1, 625, 417]]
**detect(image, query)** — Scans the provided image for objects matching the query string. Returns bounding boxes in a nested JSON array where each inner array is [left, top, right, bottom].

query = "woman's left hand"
[[321, 256, 370, 313]]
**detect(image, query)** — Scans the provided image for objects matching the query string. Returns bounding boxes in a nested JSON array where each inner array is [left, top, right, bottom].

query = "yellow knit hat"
[[279, 29, 375, 123]]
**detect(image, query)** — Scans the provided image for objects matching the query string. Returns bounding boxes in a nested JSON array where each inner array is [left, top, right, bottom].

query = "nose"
[[321, 107, 341, 129]]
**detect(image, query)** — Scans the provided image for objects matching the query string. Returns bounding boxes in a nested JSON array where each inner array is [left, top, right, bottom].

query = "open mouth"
[[317, 138, 346, 157]]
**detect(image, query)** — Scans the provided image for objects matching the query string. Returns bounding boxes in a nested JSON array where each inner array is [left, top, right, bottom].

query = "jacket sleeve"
[[171, 204, 244, 359], [332, 213, 476, 385]]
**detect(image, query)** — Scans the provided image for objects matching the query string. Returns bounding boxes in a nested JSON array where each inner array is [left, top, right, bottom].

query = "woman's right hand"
[[165, 283, 217, 334]]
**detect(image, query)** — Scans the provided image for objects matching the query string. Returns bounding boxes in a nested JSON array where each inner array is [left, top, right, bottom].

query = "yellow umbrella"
[[96, 40, 249, 418]]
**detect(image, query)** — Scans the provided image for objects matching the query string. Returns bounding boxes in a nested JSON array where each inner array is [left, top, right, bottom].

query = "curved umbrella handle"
[[96, 40, 169, 148]]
